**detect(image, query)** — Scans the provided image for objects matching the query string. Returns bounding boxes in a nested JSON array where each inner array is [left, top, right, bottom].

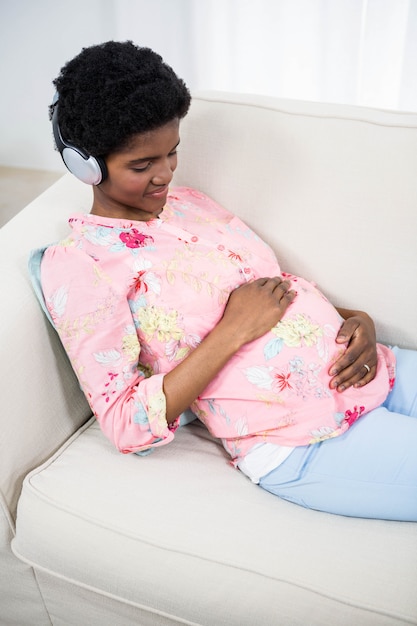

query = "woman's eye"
[[132, 163, 151, 172]]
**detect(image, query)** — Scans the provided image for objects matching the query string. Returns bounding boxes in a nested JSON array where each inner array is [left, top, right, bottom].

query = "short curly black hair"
[[50, 41, 191, 157]]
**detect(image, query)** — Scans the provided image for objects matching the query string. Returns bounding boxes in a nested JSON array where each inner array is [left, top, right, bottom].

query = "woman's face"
[[92, 118, 180, 221]]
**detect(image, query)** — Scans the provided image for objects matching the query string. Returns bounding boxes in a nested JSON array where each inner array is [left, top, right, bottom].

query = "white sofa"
[[1, 92, 417, 625]]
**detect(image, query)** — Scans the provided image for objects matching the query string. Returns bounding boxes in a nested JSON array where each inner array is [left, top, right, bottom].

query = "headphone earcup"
[[51, 100, 107, 185], [61, 147, 107, 185]]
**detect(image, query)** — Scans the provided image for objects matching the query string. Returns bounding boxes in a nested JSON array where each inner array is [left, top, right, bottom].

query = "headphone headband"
[[51, 95, 107, 185]]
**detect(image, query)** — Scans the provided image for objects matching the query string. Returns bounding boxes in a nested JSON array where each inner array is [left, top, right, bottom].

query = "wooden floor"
[[0, 166, 63, 228]]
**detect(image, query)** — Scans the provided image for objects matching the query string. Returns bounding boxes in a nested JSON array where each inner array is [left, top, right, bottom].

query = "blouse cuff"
[[131, 373, 180, 451]]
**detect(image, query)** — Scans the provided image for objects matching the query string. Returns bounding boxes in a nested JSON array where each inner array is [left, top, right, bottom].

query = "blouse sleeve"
[[40, 244, 180, 454]]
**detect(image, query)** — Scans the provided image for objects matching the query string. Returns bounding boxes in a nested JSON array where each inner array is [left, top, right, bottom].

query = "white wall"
[[0, 0, 196, 171], [1, 0, 416, 172]]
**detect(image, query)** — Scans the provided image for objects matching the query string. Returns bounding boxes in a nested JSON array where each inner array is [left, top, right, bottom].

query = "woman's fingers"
[[223, 277, 296, 345]]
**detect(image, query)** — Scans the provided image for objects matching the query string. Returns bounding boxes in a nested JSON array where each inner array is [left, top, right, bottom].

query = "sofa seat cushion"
[[12, 419, 417, 625]]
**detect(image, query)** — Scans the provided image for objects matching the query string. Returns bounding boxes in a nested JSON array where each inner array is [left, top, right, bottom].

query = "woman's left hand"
[[329, 309, 377, 392]]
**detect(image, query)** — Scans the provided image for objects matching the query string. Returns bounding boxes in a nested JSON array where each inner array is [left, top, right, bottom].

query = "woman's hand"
[[220, 277, 297, 348], [163, 276, 296, 422], [329, 309, 377, 392]]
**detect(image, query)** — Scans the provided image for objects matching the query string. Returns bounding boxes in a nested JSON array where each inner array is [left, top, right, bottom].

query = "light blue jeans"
[[259, 347, 417, 520]]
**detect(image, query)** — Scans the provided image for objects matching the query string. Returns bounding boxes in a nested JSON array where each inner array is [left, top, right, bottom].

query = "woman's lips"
[[146, 185, 168, 199]]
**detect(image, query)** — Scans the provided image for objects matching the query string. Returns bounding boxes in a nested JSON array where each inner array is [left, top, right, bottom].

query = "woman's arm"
[[164, 277, 296, 422], [41, 246, 182, 454], [42, 245, 296, 448], [329, 308, 377, 392]]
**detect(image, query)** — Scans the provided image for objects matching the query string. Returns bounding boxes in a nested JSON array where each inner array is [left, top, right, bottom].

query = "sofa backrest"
[[174, 91, 417, 350], [1, 91, 416, 517]]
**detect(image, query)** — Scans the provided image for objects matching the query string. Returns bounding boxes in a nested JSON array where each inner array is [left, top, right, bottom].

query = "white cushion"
[[13, 420, 417, 625]]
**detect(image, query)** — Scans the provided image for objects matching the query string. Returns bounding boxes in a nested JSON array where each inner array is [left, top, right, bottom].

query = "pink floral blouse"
[[40, 187, 395, 462]]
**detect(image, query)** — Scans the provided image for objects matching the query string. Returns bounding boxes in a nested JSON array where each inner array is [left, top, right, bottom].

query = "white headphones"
[[51, 93, 107, 185]]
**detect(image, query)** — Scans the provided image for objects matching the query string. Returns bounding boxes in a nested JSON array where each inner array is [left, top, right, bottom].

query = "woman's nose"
[[151, 157, 175, 185]]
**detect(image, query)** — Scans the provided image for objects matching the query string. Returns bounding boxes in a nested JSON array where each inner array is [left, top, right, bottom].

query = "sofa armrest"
[[0, 177, 93, 518]]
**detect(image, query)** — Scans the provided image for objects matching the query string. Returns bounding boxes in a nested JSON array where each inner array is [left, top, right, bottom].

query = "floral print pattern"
[[41, 187, 396, 459], [271, 314, 323, 348], [137, 306, 183, 343], [119, 228, 154, 249]]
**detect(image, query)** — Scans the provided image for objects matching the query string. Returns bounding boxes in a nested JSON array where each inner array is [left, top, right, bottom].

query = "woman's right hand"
[[219, 277, 297, 348]]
